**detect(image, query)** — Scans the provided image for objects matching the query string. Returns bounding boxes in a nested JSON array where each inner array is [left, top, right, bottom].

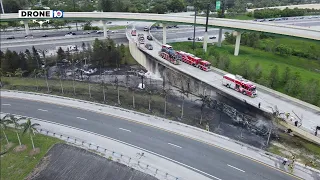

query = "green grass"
[[170, 42, 320, 102], [0, 128, 62, 180]]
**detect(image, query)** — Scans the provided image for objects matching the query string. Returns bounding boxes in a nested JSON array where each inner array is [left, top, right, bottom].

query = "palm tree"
[[101, 80, 107, 103], [32, 69, 39, 91], [14, 68, 26, 78], [7, 115, 23, 146], [88, 75, 92, 99], [55, 70, 64, 94], [177, 84, 189, 119], [0, 115, 10, 145], [196, 94, 211, 125], [22, 119, 40, 150]]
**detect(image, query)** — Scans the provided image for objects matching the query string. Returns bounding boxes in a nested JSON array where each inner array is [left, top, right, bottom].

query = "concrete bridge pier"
[[23, 21, 30, 35], [233, 31, 242, 56], [102, 20, 108, 38], [163, 23, 167, 45], [203, 31, 208, 52], [217, 28, 223, 47]]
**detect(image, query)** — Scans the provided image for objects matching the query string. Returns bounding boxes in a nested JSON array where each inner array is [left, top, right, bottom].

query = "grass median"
[[0, 128, 62, 180]]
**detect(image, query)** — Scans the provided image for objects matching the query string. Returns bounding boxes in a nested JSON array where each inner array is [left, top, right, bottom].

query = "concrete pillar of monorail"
[[203, 31, 208, 52], [103, 21, 108, 38], [23, 21, 30, 35], [163, 23, 167, 45], [234, 31, 242, 56], [217, 28, 223, 47]]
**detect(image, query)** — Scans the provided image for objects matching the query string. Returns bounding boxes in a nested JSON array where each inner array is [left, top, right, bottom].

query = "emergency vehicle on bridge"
[[222, 74, 257, 97]]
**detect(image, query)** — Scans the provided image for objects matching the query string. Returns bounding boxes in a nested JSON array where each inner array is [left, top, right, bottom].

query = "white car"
[[144, 26, 149, 31], [197, 36, 203, 41]]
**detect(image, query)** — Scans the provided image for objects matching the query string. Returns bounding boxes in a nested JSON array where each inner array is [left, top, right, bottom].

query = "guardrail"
[[2, 90, 320, 170], [0, 112, 182, 180]]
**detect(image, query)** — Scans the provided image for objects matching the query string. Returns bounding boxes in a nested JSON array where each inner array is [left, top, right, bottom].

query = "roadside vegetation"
[[170, 40, 320, 107], [0, 116, 62, 180]]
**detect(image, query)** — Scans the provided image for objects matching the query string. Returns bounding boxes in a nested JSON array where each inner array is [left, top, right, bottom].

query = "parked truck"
[[222, 74, 257, 97], [158, 44, 179, 65], [176, 51, 211, 71]]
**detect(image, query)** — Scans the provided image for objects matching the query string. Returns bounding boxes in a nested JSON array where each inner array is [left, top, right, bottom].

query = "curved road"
[[1, 97, 297, 180]]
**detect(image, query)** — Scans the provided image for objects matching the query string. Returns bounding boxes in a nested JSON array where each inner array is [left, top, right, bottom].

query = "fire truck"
[[158, 44, 179, 65], [131, 29, 137, 36], [222, 74, 257, 97], [176, 51, 211, 71]]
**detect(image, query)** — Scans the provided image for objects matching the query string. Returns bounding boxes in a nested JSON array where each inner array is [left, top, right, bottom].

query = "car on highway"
[[83, 31, 91, 34], [109, 30, 118, 33], [209, 36, 216, 39], [145, 43, 153, 50], [65, 32, 76, 36], [6, 36, 15, 39], [91, 30, 97, 34], [196, 36, 203, 41], [144, 26, 149, 31], [147, 35, 153, 40], [281, 17, 289, 20], [25, 34, 34, 39], [42, 34, 48, 37], [187, 37, 194, 40], [96, 30, 103, 34], [107, 21, 112, 24]]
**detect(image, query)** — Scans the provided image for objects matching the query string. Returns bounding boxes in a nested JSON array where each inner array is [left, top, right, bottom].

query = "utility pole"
[[0, 0, 5, 14], [266, 128, 272, 146], [72, 0, 78, 31], [192, 6, 197, 50]]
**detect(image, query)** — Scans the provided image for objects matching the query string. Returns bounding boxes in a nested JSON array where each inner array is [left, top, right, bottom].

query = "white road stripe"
[[37, 109, 48, 112], [76, 117, 87, 121], [227, 164, 245, 172], [168, 143, 182, 148], [2, 104, 11, 106], [119, 128, 131, 132]]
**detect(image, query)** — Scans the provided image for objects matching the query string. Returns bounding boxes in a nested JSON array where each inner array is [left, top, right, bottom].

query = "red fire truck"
[[222, 74, 257, 97], [158, 44, 179, 65], [176, 51, 211, 71]]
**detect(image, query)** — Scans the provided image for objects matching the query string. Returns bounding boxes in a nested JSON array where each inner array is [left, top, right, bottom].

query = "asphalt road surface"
[[1, 97, 296, 180]]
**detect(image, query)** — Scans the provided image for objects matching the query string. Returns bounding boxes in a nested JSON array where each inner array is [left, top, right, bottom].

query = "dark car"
[[145, 43, 153, 50], [209, 36, 216, 39], [25, 34, 34, 39], [96, 31, 103, 34], [188, 37, 194, 40], [147, 35, 153, 40], [42, 34, 48, 37], [7, 36, 15, 39]]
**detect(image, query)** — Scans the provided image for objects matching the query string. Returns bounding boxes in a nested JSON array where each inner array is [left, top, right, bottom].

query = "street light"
[[0, 0, 5, 14], [72, 0, 78, 31], [192, 6, 197, 50]]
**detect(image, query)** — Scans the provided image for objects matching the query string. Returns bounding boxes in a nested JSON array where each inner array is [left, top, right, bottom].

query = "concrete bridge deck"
[[126, 22, 320, 145]]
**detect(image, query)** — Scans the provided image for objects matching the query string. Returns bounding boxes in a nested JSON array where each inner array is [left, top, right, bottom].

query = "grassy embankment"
[[170, 41, 320, 105], [0, 128, 62, 180]]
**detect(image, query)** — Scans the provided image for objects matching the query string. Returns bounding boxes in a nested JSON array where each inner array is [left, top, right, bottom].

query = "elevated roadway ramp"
[[126, 22, 320, 145]]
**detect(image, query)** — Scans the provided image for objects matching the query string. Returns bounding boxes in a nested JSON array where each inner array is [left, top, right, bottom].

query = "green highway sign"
[[216, 1, 221, 10]]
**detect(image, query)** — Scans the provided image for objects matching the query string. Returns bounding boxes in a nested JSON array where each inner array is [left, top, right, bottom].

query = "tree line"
[[0, 38, 131, 77], [253, 8, 320, 19], [224, 32, 320, 61]]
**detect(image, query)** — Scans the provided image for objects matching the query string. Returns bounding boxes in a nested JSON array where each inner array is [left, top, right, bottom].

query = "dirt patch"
[[13, 145, 27, 152], [27, 143, 158, 180], [29, 148, 40, 156], [25, 154, 51, 180], [4, 142, 14, 150]]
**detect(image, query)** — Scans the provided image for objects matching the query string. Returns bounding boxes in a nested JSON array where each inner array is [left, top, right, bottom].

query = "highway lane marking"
[[76, 117, 87, 121], [37, 109, 48, 112], [119, 128, 131, 132], [1, 104, 11, 106], [2, 96, 302, 180], [168, 143, 182, 148], [227, 164, 245, 172]]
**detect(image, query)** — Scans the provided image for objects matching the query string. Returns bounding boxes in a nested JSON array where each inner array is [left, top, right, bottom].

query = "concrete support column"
[[155, 62, 160, 77], [203, 31, 208, 52], [23, 21, 30, 35], [234, 31, 242, 56], [217, 28, 223, 47], [102, 21, 108, 38], [163, 23, 167, 45]]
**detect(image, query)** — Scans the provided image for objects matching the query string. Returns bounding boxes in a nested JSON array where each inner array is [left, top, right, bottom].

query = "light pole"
[[0, 0, 5, 14], [192, 6, 197, 50], [72, 0, 78, 31]]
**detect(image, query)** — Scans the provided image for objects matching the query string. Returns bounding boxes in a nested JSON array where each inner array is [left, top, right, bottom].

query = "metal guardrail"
[[37, 127, 182, 180]]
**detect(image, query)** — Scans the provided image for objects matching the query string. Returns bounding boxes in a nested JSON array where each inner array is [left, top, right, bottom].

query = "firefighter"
[[258, 102, 261, 109], [286, 113, 290, 119], [282, 157, 288, 165]]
